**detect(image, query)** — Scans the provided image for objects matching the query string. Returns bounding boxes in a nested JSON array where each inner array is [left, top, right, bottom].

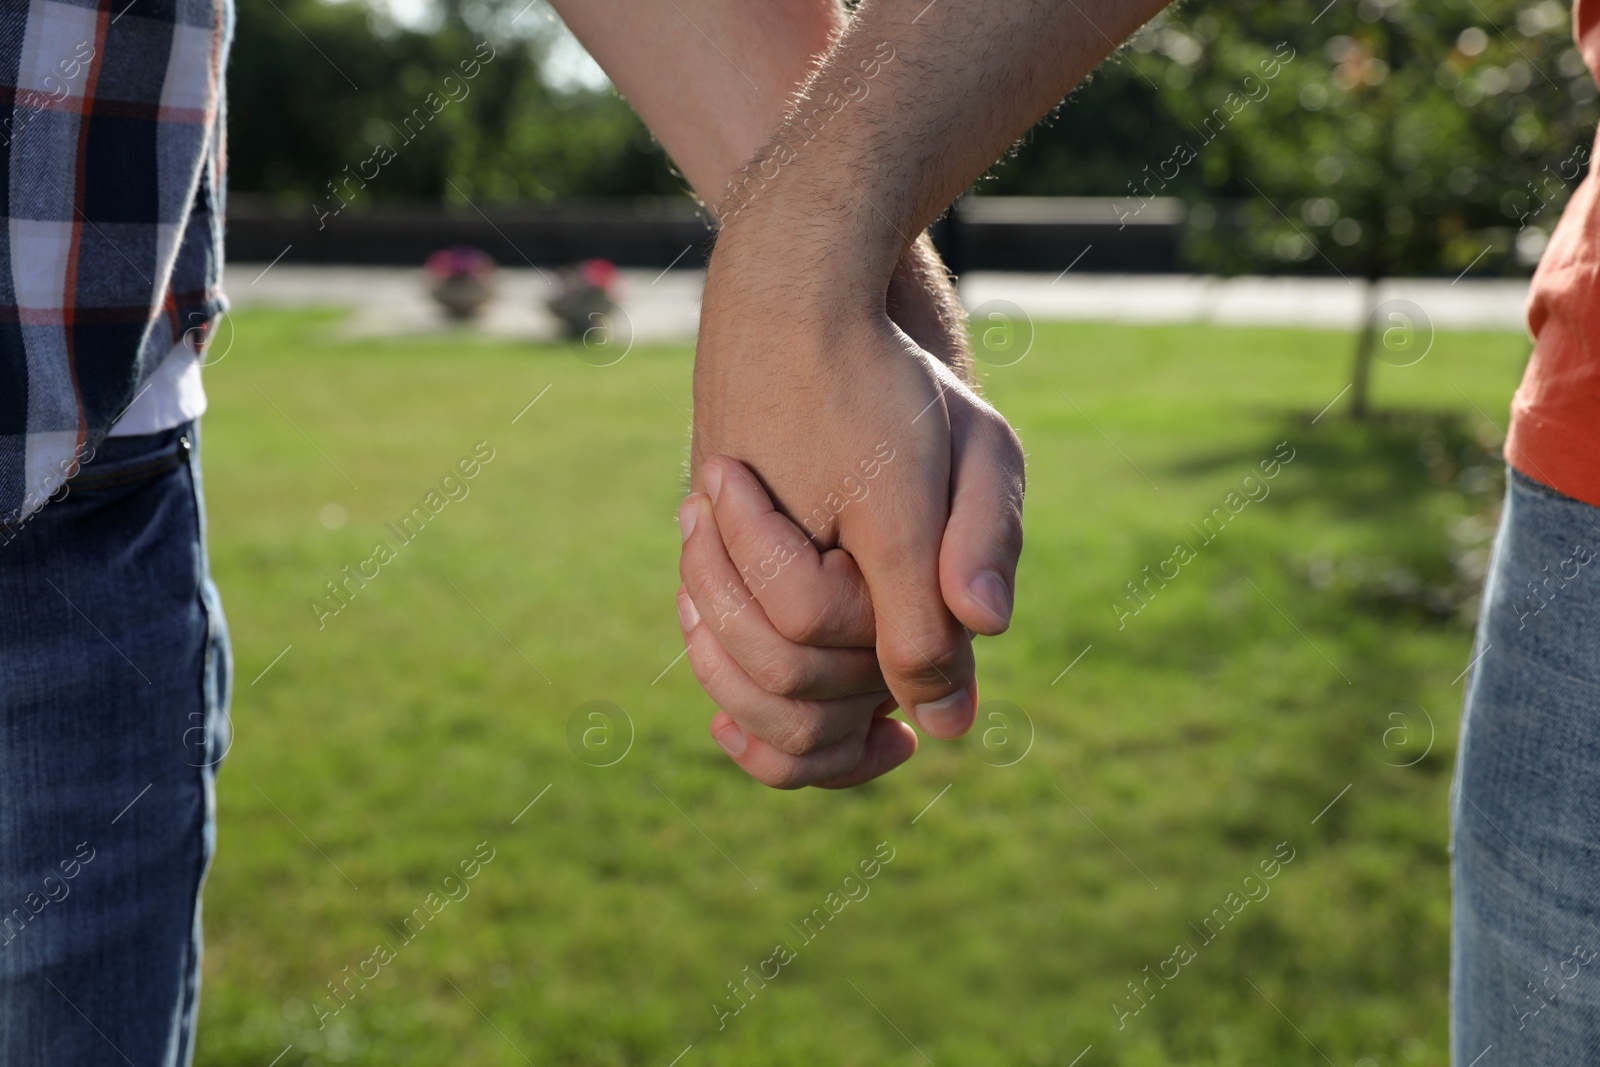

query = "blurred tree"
[[1129, 0, 1597, 415], [977, 52, 1204, 197], [231, 0, 1600, 392], [227, 0, 684, 210]]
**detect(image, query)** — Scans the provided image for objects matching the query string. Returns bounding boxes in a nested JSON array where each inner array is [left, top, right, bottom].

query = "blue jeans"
[[1454, 467, 1600, 1059], [0, 422, 229, 1064]]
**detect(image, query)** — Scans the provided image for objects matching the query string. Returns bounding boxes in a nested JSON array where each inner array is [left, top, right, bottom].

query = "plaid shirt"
[[0, 0, 231, 524]]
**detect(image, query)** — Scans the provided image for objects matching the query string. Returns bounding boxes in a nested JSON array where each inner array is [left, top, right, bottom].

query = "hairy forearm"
[[722, 0, 1172, 292], [551, 0, 972, 372], [547, 0, 845, 205]]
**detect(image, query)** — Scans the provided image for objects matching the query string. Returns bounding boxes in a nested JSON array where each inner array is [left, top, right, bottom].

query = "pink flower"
[[425, 246, 496, 280]]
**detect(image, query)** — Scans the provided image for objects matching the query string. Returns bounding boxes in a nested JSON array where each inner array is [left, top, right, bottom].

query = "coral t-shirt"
[[1509, 0, 1600, 501]]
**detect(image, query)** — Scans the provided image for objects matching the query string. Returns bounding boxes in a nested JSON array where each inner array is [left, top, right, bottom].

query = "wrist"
[[887, 234, 972, 380], [709, 197, 898, 318], [705, 213, 970, 383]]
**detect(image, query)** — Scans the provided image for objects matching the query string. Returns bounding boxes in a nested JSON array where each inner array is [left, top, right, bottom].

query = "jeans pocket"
[[67, 431, 192, 494]]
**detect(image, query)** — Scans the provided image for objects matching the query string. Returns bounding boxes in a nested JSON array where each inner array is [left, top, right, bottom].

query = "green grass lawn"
[[193, 307, 1529, 1066]]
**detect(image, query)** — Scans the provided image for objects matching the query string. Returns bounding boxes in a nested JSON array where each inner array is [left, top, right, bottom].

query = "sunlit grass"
[[195, 308, 1526, 1065]]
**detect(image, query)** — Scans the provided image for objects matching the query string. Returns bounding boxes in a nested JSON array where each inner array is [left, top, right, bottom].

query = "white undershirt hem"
[[108, 338, 208, 437]]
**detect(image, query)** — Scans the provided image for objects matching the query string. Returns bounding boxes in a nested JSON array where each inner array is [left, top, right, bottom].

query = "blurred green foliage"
[[229, 0, 682, 206], [232, 0, 1599, 275], [1135, 0, 1598, 276]]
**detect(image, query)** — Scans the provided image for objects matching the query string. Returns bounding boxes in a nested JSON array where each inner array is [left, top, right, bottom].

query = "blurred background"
[[200, 0, 1592, 1063]]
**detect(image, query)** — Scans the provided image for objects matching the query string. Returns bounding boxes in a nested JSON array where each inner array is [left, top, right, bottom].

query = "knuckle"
[[749, 652, 809, 700], [997, 509, 1025, 559], [685, 636, 726, 695], [880, 634, 965, 687], [757, 760, 815, 791], [679, 557, 728, 611], [770, 714, 832, 758], [970, 405, 1026, 472], [768, 579, 872, 647], [764, 729, 867, 789], [983, 417, 1027, 487], [691, 581, 756, 638], [996, 415, 1025, 457], [768, 592, 832, 645]]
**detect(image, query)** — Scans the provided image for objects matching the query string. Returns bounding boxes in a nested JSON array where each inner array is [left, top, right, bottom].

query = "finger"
[[939, 400, 1026, 636], [811, 706, 918, 789], [839, 409, 978, 742], [681, 585, 890, 755], [680, 492, 884, 699], [702, 455, 876, 648], [708, 709, 916, 790]]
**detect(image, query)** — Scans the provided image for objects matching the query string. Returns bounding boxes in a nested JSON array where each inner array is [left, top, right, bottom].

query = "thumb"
[[940, 403, 1026, 636], [844, 447, 978, 742]]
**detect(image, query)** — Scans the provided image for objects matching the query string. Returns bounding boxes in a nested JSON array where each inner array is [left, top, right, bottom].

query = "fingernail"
[[677, 588, 700, 632], [712, 719, 747, 756], [913, 689, 973, 740], [678, 497, 699, 543], [705, 462, 724, 505], [971, 570, 1014, 628]]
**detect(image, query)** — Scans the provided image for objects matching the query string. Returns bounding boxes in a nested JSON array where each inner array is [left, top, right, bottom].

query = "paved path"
[[960, 273, 1530, 332], [223, 265, 704, 344], [225, 265, 1531, 341]]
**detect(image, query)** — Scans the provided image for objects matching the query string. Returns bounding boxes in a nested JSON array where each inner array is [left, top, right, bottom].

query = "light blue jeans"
[[1454, 466, 1600, 1059], [0, 422, 229, 1064]]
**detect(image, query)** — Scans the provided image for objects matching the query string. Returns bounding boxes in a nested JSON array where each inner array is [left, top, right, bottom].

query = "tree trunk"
[[1348, 276, 1383, 420]]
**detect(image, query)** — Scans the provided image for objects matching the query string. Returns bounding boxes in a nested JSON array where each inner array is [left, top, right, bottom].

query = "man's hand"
[[678, 455, 920, 788], [677, 225, 1023, 790], [673, 0, 1171, 785], [689, 219, 1026, 743], [551, 0, 1171, 787], [679, 426, 1020, 787], [678, 234, 1026, 786]]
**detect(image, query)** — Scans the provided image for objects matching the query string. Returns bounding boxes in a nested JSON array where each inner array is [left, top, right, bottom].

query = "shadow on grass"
[[1155, 407, 1503, 623], [1100, 407, 1484, 803]]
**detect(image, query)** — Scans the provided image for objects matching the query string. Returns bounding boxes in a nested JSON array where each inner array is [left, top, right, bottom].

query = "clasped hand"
[[675, 226, 1026, 789]]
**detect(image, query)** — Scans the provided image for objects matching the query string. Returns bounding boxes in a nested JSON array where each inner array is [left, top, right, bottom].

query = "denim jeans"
[[0, 422, 229, 1064], [1454, 467, 1600, 1059]]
